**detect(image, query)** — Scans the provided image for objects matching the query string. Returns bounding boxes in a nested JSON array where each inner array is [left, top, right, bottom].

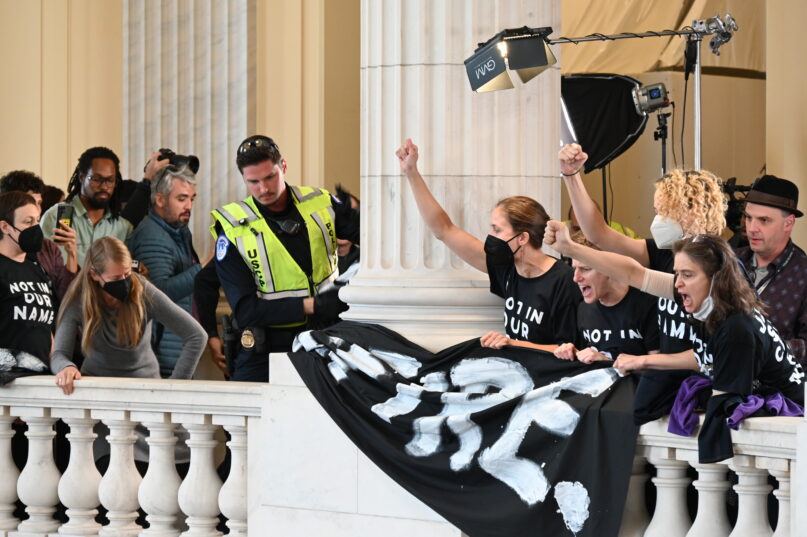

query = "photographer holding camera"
[[127, 157, 206, 377]]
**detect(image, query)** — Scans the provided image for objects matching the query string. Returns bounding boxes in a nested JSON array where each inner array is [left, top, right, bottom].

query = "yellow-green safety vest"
[[210, 186, 338, 324]]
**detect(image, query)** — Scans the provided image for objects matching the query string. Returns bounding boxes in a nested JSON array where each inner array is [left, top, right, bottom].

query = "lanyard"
[[754, 245, 795, 295]]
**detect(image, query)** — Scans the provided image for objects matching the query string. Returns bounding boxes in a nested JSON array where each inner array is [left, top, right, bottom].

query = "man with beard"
[[41, 146, 133, 266], [128, 164, 205, 377]]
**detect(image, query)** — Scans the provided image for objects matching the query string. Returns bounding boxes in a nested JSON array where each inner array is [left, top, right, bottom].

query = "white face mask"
[[650, 215, 684, 249], [692, 278, 715, 322]]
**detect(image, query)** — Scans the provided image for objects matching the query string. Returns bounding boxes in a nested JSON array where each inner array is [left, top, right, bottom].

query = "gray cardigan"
[[51, 276, 206, 463], [51, 275, 206, 379]]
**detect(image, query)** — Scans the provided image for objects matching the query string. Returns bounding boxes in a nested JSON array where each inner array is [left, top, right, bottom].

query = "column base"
[[339, 276, 504, 352]]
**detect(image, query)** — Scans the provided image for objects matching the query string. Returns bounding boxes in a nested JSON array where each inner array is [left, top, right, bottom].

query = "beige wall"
[[0, 0, 123, 192], [767, 0, 807, 246], [254, 0, 360, 196], [0, 0, 359, 197], [562, 72, 766, 238]]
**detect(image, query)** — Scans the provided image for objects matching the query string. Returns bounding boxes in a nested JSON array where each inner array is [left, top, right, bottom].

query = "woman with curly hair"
[[559, 144, 727, 354], [396, 139, 581, 352]]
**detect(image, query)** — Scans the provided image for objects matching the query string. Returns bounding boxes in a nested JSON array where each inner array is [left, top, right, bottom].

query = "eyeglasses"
[[86, 173, 116, 187], [238, 135, 279, 155]]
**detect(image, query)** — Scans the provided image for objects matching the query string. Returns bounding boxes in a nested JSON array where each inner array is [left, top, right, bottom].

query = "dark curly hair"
[[66, 147, 124, 218], [0, 170, 45, 195]]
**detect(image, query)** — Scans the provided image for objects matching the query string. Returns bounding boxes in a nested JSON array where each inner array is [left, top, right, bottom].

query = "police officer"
[[211, 135, 359, 381]]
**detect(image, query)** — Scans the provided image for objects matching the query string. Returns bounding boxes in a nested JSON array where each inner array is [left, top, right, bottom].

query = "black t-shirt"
[[646, 238, 702, 354], [0, 254, 55, 362], [576, 287, 660, 358], [487, 258, 580, 345], [705, 311, 805, 403]]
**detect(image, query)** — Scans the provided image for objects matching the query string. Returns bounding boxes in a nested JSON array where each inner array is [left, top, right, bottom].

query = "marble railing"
[[622, 414, 807, 537], [1, 374, 806, 537], [0, 376, 266, 537]]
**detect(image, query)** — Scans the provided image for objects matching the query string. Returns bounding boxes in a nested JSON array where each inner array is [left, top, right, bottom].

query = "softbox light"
[[561, 74, 648, 173]]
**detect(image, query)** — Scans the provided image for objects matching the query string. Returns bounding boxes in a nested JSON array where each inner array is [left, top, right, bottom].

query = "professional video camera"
[[723, 177, 752, 234]]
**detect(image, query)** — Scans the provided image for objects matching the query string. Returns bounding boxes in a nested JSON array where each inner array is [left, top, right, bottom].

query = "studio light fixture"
[[464, 15, 738, 170], [464, 26, 556, 93]]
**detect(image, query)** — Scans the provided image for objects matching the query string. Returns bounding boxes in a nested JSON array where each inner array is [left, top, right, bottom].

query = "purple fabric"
[[727, 394, 804, 430], [668, 376, 713, 436]]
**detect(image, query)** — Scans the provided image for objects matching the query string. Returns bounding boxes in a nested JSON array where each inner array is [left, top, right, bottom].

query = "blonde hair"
[[570, 229, 598, 250], [654, 169, 727, 235], [58, 237, 146, 353]]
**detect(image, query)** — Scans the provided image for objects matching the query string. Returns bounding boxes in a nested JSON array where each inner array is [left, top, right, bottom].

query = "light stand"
[[654, 112, 671, 176]]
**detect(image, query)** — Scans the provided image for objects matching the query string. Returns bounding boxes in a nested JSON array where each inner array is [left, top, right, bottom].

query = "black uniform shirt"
[[214, 186, 359, 330]]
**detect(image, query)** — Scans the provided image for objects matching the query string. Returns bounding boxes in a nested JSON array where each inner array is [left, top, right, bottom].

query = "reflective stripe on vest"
[[210, 187, 338, 305]]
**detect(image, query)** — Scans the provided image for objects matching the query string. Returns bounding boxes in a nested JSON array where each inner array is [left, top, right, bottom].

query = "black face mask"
[[100, 276, 132, 302], [9, 224, 44, 254], [484, 234, 521, 267]]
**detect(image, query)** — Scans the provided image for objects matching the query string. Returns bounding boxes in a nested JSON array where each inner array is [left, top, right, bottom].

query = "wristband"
[[560, 169, 581, 177]]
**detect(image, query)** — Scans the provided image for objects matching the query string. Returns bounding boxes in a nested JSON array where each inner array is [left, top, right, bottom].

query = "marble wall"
[[341, 0, 563, 351], [122, 0, 255, 255]]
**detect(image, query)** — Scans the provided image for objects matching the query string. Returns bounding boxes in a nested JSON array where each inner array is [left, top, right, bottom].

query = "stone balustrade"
[[1, 372, 805, 537], [622, 414, 807, 537], [0, 376, 266, 537]]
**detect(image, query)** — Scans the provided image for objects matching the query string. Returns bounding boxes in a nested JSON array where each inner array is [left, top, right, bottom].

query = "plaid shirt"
[[738, 240, 807, 364]]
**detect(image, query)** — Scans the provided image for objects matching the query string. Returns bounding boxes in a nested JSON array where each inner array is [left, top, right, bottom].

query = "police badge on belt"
[[241, 329, 255, 349], [240, 327, 267, 352]]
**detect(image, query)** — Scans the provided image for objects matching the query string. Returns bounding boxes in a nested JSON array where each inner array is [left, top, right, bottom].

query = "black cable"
[[670, 101, 678, 169], [680, 76, 688, 168], [608, 162, 615, 223]]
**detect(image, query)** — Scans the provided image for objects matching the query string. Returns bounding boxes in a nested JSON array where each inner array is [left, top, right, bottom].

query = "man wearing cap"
[[737, 175, 806, 364], [210, 135, 360, 381]]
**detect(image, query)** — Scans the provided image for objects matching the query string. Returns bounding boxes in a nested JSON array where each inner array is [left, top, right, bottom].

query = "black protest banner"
[[289, 321, 638, 537]]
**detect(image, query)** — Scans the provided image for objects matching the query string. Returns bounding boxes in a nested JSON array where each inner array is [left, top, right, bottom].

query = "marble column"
[[341, 0, 562, 351], [122, 0, 255, 254]]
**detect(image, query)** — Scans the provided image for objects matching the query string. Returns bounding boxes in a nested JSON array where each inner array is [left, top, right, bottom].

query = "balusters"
[[135, 412, 182, 537], [759, 457, 791, 537], [619, 455, 650, 537], [686, 462, 731, 537], [53, 409, 102, 536], [214, 417, 248, 537], [729, 457, 773, 537], [176, 415, 222, 537], [94, 411, 142, 537], [644, 452, 692, 537], [0, 407, 19, 535], [10, 407, 60, 536]]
